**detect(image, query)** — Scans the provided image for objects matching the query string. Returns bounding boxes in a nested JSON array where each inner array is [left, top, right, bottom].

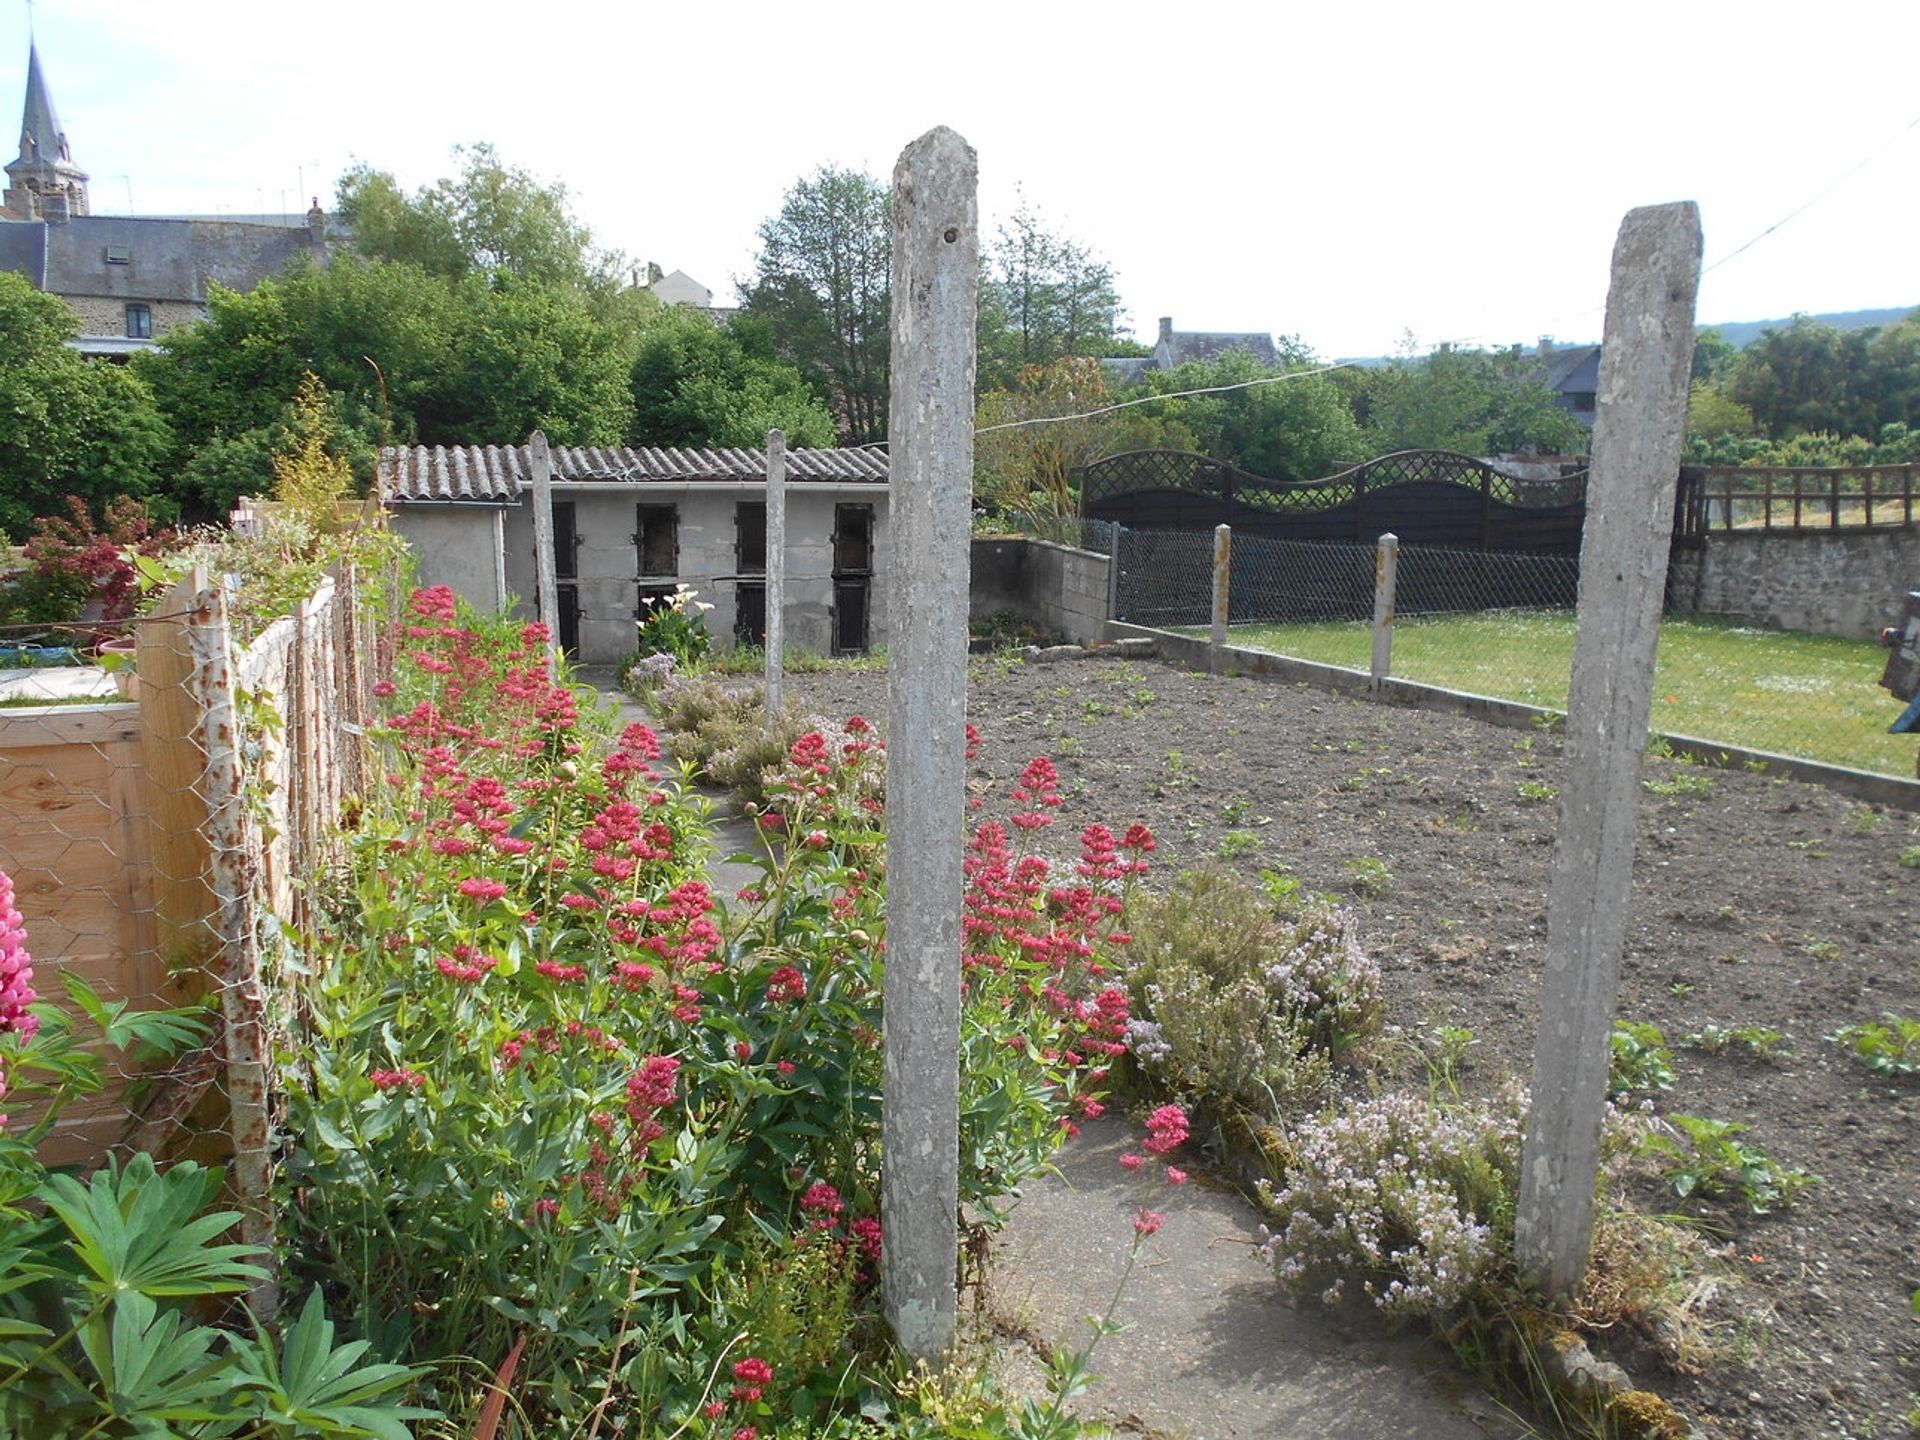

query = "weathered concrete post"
[[1370, 532, 1400, 690], [1515, 202, 1701, 1298], [1106, 523, 1122, 623], [1209, 523, 1231, 666], [764, 429, 787, 725], [528, 431, 562, 682], [882, 126, 977, 1361]]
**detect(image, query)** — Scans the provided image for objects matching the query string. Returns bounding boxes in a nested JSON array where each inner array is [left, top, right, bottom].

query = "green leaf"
[[37, 1154, 266, 1300], [231, 1289, 437, 1438]]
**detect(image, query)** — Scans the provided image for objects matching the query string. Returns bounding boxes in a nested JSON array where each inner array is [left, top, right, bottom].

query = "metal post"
[[882, 126, 977, 1362], [528, 431, 561, 682], [1370, 532, 1399, 690], [1515, 202, 1701, 1298], [765, 430, 787, 726], [1209, 523, 1231, 666]]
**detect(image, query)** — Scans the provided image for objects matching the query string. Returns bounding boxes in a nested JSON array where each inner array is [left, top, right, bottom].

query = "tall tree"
[[337, 143, 618, 293], [737, 167, 891, 444], [1359, 345, 1585, 456], [0, 274, 170, 537], [978, 197, 1125, 389]]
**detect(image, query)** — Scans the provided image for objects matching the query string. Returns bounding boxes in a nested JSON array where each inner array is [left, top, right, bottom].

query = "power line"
[[974, 361, 1357, 436]]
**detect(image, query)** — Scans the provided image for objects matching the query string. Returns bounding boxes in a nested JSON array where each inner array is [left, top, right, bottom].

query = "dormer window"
[[104, 245, 130, 264]]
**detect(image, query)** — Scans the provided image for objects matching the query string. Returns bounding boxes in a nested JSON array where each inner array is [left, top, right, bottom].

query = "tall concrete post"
[[764, 429, 787, 725], [1209, 523, 1231, 665], [882, 126, 977, 1361], [1515, 202, 1701, 1297], [528, 431, 561, 682], [1370, 532, 1400, 690]]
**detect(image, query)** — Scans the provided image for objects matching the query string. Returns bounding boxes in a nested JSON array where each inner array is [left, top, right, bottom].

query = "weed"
[[1609, 1020, 1675, 1097], [1081, 699, 1106, 722], [1162, 750, 1189, 786], [1640, 1114, 1819, 1213], [1898, 846, 1920, 869], [1668, 981, 1695, 997], [1829, 1015, 1920, 1077], [1645, 769, 1715, 797], [1420, 1024, 1477, 1098], [1514, 735, 1537, 767], [1216, 830, 1259, 860], [1786, 837, 1831, 857], [1848, 807, 1884, 833], [1681, 1024, 1790, 1060], [1515, 779, 1558, 803], [1343, 855, 1392, 898], [1050, 684, 1074, 699], [1055, 734, 1083, 758], [1132, 686, 1156, 708], [1222, 797, 1252, 824], [1803, 937, 1843, 962]]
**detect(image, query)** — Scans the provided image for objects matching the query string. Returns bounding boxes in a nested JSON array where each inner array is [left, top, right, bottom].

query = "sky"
[[9, 0, 1920, 360]]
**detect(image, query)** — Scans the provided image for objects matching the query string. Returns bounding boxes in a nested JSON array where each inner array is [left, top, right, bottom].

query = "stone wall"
[[970, 537, 1110, 644], [1668, 527, 1920, 639]]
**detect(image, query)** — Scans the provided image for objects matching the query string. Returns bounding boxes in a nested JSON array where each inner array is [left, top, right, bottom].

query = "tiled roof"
[[382, 443, 889, 503]]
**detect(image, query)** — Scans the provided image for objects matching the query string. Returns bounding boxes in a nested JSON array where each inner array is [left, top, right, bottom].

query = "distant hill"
[[1334, 305, 1919, 367], [1698, 305, 1918, 349]]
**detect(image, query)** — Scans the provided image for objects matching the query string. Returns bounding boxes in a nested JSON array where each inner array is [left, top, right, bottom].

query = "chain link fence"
[[0, 559, 393, 1304], [1111, 523, 1916, 780]]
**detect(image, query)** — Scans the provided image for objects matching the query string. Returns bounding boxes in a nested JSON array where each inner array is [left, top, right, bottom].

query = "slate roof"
[[1161, 329, 1280, 367], [0, 220, 46, 284], [1543, 345, 1602, 393], [383, 444, 890, 504], [0, 214, 321, 309]]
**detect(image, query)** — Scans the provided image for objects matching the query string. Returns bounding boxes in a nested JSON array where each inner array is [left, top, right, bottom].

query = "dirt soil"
[[786, 652, 1920, 1439]]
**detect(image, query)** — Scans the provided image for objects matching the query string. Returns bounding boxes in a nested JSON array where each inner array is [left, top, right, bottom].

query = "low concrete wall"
[[971, 537, 1110, 644], [1109, 622, 1920, 811], [1669, 527, 1920, 640]]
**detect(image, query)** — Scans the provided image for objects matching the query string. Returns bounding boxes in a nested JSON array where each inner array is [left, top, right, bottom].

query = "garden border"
[[1106, 621, 1920, 812]]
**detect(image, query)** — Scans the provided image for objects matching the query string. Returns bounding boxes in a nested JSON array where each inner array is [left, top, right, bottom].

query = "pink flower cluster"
[[0, 867, 38, 1040]]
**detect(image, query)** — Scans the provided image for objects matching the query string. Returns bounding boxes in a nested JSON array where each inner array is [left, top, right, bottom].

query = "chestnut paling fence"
[[0, 560, 394, 1309]]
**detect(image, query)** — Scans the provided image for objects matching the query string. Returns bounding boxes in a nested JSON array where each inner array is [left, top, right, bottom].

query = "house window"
[[832, 504, 874, 655], [735, 501, 766, 574], [735, 583, 766, 646], [124, 304, 152, 339], [635, 503, 678, 578]]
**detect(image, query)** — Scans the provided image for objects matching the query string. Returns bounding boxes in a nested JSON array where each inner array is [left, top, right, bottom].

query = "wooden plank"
[[0, 705, 140, 748], [140, 574, 215, 976]]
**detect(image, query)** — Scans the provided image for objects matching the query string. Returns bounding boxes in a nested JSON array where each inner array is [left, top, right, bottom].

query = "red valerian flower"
[[370, 1068, 425, 1091], [765, 966, 807, 1004], [1144, 1103, 1189, 1156], [1133, 1207, 1165, 1237]]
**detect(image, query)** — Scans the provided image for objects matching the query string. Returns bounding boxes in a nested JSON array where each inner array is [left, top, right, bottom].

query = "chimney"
[[42, 193, 69, 223], [306, 197, 326, 246], [1158, 316, 1173, 347]]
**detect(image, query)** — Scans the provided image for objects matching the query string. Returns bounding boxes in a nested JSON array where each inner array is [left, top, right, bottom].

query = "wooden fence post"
[[529, 431, 561, 682], [1210, 523, 1231, 666], [186, 573, 280, 1320], [881, 125, 976, 1362], [765, 429, 787, 726], [1515, 202, 1701, 1298], [1370, 532, 1399, 690]]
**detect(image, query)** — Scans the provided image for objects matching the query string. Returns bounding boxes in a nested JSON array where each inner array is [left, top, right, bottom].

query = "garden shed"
[[382, 443, 892, 663]]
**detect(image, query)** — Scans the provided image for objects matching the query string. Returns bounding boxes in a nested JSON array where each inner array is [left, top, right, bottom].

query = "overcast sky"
[[11, 0, 1919, 359]]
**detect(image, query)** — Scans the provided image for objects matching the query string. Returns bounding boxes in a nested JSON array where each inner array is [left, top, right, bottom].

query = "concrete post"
[[764, 429, 787, 726], [1106, 523, 1122, 623], [528, 431, 561, 682], [1515, 202, 1701, 1298], [1370, 532, 1400, 690], [882, 125, 977, 1361], [1209, 523, 1231, 665]]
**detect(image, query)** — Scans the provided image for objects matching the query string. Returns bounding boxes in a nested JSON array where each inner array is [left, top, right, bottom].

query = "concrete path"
[[983, 1114, 1518, 1439], [580, 671, 1515, 1438]]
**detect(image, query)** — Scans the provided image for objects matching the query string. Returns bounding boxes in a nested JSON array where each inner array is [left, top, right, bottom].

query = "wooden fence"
[[0, 562, 383, 1203], [1674, 462, 1920, 538]]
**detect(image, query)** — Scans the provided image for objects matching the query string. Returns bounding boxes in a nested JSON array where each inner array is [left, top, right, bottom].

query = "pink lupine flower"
[[0, 868, 38, 1039]]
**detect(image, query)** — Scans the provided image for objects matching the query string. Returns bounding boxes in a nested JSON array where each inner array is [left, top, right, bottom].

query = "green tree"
[[1691, 327, 1739, 385], [1724, 315, 1874, 439], [1360, 345, 1585, 456], [628, 308, 836, 447], [337, 143, 618, 293], [0, 273, 170, 538], [738, 167, 891, 443], [977, 197, 1126, 390]]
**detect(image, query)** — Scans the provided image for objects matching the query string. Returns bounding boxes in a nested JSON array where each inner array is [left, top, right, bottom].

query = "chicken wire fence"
[[1109, 524, 1917, 781], [0, 560, 393, 1303]]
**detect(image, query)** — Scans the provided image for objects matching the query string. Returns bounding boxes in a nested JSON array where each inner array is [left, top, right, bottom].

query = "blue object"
[[1891, 691, 1920, 735]]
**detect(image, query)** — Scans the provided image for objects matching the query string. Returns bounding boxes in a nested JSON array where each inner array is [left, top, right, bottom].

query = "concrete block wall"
[[1668, 527, 1920, 639], [969, 538, 1110, 644]]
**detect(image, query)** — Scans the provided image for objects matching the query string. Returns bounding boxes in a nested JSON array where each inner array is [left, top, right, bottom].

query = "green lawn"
[[1214, 612, 1913, 777]]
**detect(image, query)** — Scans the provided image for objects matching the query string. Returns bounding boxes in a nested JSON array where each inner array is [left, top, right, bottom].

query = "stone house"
[[2, 41, 327, 355], [1101, 315, 1284, 386], [383, 443, 890, 664]]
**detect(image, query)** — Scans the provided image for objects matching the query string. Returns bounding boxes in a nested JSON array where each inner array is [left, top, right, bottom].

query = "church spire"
[[6, 40, 89, 219]]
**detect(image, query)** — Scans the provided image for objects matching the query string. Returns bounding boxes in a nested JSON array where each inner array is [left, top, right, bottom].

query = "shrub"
[[1120, 868, 1383, 1116]]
